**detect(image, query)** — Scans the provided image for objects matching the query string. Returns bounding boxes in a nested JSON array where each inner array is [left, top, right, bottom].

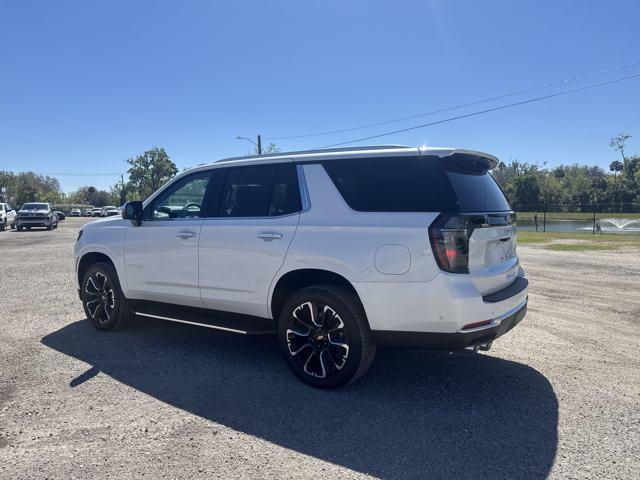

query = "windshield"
[[21, 203, 48, 210]]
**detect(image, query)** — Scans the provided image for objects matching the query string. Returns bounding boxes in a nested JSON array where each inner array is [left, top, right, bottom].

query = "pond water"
[[517, 219, 640, 234]]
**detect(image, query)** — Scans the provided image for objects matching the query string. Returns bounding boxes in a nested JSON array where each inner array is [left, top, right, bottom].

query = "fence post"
[[543, 204, 547, 232], [592, 205, 596, 235]]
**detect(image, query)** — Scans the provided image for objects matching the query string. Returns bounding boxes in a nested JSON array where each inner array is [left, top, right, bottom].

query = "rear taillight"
[[429, 214, 470, 274]]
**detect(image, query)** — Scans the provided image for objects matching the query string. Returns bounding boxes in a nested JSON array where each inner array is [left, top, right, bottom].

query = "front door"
[[198, 162, 301, 317], [124, 171, 213, 307]]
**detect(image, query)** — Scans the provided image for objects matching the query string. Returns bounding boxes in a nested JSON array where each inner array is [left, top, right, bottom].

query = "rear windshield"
[[321, 155, 510, 213]]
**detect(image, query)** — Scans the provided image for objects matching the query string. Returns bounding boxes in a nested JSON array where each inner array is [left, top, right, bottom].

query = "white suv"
[[0, 202, 17, 231], [74, 146, 528, 388]]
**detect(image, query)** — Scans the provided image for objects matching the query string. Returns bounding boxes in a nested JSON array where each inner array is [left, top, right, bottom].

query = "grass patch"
[[544, 243, 620, 252], [517, 230, 640, 251], [516, 211, 640, 221]]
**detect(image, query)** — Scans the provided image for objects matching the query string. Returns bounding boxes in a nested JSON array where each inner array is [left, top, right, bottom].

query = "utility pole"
[[236, 135, 262, 155]]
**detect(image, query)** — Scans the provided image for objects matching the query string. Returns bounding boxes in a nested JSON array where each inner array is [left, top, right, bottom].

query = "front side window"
[[144, 172, 212, 220], [218, 164, 300, 217]]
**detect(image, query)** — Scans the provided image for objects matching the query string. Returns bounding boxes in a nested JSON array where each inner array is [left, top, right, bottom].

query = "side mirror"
[[122, 201, 143, 225]]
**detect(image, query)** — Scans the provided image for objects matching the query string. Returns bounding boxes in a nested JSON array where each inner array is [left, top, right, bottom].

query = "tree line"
[[0, 147, 178, 209], [1, 136, 637, 212], [492, 133, 639, 211]]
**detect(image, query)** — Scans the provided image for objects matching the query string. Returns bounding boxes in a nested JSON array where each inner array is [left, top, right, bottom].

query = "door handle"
[[257, 232, 283, 241], [176, 231, 197, 239]]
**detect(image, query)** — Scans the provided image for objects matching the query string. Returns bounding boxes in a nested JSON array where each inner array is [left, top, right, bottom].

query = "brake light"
[[429, 214, 470, 274]]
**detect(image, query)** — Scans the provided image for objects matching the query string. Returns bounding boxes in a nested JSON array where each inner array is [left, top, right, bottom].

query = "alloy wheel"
[[85, 272, 116, 325], [286, 301, 350, 379]]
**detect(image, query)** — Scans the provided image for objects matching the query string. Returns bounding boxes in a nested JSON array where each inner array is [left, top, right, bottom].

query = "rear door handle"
[[257, 232, 283, 241], [176, 231, 197, 239]]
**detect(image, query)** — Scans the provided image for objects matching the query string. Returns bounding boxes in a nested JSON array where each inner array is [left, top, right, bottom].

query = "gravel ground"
[[1, 217, 638, 479]]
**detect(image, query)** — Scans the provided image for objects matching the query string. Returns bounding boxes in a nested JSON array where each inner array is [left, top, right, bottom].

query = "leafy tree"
[[509, 175, 540, 210], [126, 147, 178, 199], [67, 185, 117, 207]]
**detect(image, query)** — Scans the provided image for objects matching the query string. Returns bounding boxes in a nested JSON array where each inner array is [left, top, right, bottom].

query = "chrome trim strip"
[[135, 312, 248, 334], [457, 298, 527, 333]]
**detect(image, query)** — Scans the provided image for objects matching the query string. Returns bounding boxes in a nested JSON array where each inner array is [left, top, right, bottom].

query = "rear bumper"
[[372, 300, 527, 350]]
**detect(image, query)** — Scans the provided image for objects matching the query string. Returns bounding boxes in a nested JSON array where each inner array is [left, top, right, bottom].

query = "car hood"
[[83, 215, 125, 229]]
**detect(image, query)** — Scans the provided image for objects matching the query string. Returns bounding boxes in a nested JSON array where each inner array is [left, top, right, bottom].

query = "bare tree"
[[609, 133, 631, 162]]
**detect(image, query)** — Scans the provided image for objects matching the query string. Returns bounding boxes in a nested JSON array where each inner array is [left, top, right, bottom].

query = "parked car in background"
[[54, 211, 66, 221], [101, 206, 119, 217], [70, 208, 82, 217], [0, 202, 17, 231], [74, 145, 528, 388], [84, 208, 93, 216], [17, 202, 58, 231], [91, 208, 102, 217]]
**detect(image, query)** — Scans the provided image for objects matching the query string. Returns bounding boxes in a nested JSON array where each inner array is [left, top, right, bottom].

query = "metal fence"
[[516, 203, 640, 234]]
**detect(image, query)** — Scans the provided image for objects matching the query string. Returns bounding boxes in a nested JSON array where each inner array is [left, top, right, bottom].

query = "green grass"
[[516, 211, 640, 221], [517, 230, 640, 251], [544, 243, 621, 252]]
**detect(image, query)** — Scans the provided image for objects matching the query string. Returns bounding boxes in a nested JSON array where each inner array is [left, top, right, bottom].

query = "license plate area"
[[486, 237, 516, 265]]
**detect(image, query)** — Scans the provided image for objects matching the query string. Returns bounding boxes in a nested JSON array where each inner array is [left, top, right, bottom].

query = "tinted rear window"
[[322, 155, 510, 213]]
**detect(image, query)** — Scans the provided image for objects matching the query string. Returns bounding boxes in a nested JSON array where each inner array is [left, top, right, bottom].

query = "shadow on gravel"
[[43, 318, 558, 479]]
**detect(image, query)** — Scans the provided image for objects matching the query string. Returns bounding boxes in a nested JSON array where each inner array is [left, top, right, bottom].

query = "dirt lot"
[[1, 217, 639, 479]]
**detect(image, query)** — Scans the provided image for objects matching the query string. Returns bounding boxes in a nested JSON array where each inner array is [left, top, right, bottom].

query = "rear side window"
[[218, 164, 301, 217], [322, 156, 455, 212], [322, 155, 510, 213]]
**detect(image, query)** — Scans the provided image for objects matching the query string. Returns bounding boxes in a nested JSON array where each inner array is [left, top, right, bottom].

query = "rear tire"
[[0, 222, 5, 231], [10, 222, 15, 230], [277, 284, 376, 389], [81, 261, 134, 331]]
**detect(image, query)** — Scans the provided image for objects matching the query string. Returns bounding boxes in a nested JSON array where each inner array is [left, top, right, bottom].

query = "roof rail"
[[215, 144, 411, 163]]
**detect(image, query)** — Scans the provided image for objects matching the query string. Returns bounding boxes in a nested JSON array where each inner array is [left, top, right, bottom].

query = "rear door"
[[442, 156, 519, 295], [198, 162, 301, 317], [124, 171, 214, 307]]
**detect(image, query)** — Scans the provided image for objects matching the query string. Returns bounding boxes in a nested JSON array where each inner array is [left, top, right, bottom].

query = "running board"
[[130, 300, 276, 335]]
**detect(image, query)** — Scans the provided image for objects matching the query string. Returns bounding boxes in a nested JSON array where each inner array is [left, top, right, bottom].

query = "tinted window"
[[322, 156, 455, 212], [145, 172, 212, 220], [441, 154, 511, 212], [219, 164, 300, 217], [269, 164, 301, 216], [322, 156, 510, 213], [21, 203, 49, 210]]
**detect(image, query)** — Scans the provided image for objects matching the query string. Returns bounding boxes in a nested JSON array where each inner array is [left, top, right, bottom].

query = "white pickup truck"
[[0, 202, 17, 231]]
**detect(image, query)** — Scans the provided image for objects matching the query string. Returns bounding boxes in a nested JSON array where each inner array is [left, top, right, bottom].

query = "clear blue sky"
[[1, 0, 639, 192]]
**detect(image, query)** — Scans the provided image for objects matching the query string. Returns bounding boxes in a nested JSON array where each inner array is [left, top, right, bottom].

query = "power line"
[[321, 73, 640, 148], [266, 61, 640, 140]]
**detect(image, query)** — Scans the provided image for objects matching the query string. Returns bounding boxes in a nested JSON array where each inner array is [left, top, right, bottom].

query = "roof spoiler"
[[441, 149, 499, 170]]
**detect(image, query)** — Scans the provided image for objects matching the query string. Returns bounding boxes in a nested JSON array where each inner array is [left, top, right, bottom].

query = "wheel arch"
[[77, 251, 117, 287], [270, 268, 367, 324]]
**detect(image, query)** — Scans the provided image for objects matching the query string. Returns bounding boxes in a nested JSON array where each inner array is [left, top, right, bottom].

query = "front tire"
[[277, 285, 376, 389], [81, 261, 134, 331]]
